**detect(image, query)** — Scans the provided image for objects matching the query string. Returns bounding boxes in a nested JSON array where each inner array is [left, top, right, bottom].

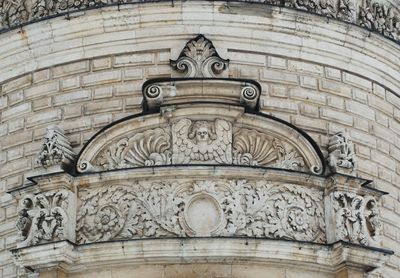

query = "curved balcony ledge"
[[10, 239, 393, 275], [0, 0, 400, 45]]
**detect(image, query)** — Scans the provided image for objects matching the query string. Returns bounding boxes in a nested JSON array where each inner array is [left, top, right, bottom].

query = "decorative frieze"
[[76, 180, 325, 243], [0, 1, 399, 44], [36, 126, 76, 170]]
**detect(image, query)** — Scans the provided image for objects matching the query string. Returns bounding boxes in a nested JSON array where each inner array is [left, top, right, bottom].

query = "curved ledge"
[[0, 1, 399, 45], [10, 239, 392, 274]]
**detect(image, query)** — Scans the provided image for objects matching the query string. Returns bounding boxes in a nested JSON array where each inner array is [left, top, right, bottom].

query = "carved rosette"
[[170, 35, 229, 77], [327, 131, 356, 173], [330, 192, 382, 246], [76, 180, 325, 243], [16, 190, 75, 247], [36, 126, 76, 169]]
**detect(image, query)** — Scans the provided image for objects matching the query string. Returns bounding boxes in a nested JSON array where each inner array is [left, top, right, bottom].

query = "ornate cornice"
[[0, 1, 399, 44]]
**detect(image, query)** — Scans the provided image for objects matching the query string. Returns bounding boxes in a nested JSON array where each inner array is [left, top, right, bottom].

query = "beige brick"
[[327, 96, 344, 109], [288, 60, 323, 76], [376, 112, 389, 127], [299, 103, 319, 118], [1, 103, 31, 121], [124, 68, 143, 81], [267, 56, 287, 69], [26, 110, 62, 127], [32, 97, 52, 111], [369, 94, 393, 115], [33, 69, 51, 83], [386, 91, 400, 109], [94, 86, 113, 99], [1, 130, 32, 150], [352, 88, 368, 104], [320, 108, 353, 126], [115, 53, 154, 66], [2, 75, 32, 93], [319, 80, 352, 98], [293, 116, 326, 132], [355, 144, 370, 158], [53, 90, 91, 106], [7, 118, 24, 133], [115, 82, 141, 96], [53, 60, 90, 78], [6, 147, 23, 161], [82, 70, 121, 87], [371, 150, 396, 169], [63, 105, 82, 119], [0, 96, 7, 110], [389, 118, 400, 136], [229, 52, 266, 66], [0, 124, 7, 136], [61, 117, 91, 132], [261, 69, 298, 85], [354, 117, 369, 132], [262, 99, 298, 113], [126, 97, 143, 108], [345, 101, 375, 121], [157, 51, 170, 64], [24, 82, 59, 99], [84, 99, 123, 115], [7, 90, 23, 105], [61, 76, 80, 91], [238, 67, 259, 78], [269, 85, 288, 98], [343, 72, 372, 91], [300, 76, 317, 89], [350, 130, 377, 148], [24, 141, 43, 156], [146, 65, 171, 77], [373, 83, 386, 98], [0, 158, 31, 178], [377, 139, 390, 154], [324, 67, 341, 80], [92, 57, 112, 70], [92, 114, 113, 127], [289, 88, 325, 104], [357, 160, 379, 177]]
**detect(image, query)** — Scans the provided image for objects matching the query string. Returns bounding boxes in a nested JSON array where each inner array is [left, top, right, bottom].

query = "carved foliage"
[[284, 0, 355, 22], [170, 35, 229, 77], [16, 191, 69, 246], [233, 128, 306, 171], [332, 192, 382, 245], [36, 126, 76, 168], [94, 128, 171, 170], [327, 131, 356, 172], [76, 180, 325, 243], [359, 0, 400, 40]]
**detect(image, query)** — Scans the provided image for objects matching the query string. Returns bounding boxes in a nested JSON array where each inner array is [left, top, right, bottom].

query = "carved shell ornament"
[[170, 35, 229, 77]]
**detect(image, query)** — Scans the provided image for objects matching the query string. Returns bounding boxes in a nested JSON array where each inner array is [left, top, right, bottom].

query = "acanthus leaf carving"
[[16, 190, 71, 247], [332, 192, 382, 245], [36, 126, 76, 169], [170, 35, 229, 77], [76, 180, 325, 244]]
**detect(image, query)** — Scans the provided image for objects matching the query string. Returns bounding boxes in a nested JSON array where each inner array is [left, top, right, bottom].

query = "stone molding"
[[75, 106, 324, 175], [0, 1, 399, 44]]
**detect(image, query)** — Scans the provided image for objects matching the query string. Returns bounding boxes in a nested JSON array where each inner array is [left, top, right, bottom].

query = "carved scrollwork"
[[170, 35, 229, 77], [16, 190, 70, 247], [232, 129, 306, 171], [93, 128, 171, 170], [76, 180, 325, 243], [327, 131, 356, 172], [172, 118, 233, 164], [332, 192, 382, 245]]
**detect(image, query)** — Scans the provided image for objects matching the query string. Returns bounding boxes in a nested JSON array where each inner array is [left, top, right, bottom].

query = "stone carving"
[[0, 0, 28, 27], [76, 180, 325, 243], [172, 119, 232, 164], [233, 129, 305, 171], [332, 192, 382, 245], [359, 0, 400, 41], [16, 190, 69, 247], [327, 131, 356, 172], [143, 84, 163, 110], [284, 0, 355, 22], [36, 126, 76, 169], [94, 128, 171, 170], [170, 35, 229, 77], [240, 85, 260, 110]]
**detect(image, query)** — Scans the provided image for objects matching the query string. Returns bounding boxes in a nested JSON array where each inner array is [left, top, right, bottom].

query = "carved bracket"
[[327, 131, 356, 173]]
